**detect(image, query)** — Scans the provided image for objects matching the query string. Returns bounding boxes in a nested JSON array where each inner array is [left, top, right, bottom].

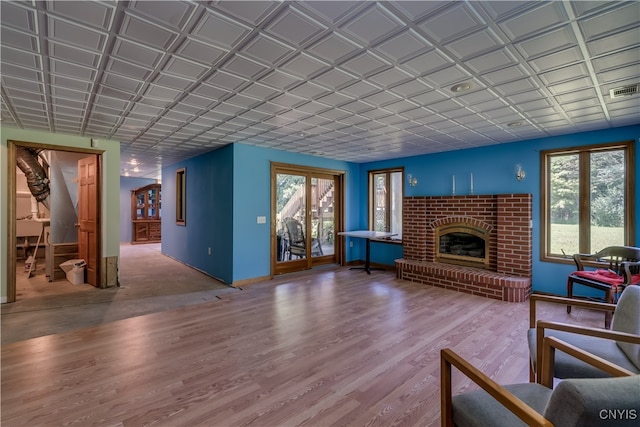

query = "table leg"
[[349, 238, 385, 274]]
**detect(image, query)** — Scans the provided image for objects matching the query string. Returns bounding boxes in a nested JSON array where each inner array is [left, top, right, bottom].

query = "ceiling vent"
[[609, 84, 639, 99]]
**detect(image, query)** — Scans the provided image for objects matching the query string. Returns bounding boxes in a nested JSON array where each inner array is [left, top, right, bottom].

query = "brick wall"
[[397, 194, 532, 302], [425, 196, 498, 270], [496, 194, 532, 277]]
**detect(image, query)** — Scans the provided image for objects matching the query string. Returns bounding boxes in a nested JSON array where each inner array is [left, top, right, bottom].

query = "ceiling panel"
[[0, 0, 638, 179]]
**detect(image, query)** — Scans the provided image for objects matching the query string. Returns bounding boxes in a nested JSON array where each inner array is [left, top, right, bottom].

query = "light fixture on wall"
[[515, 164, 526, 181], [407, 173, 418, 187]]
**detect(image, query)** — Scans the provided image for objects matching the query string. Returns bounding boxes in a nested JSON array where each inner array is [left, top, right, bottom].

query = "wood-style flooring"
[[1, 267, 603, 426]]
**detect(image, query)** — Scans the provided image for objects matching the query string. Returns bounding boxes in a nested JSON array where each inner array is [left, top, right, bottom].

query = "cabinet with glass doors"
[[131, 183, 161, 244]]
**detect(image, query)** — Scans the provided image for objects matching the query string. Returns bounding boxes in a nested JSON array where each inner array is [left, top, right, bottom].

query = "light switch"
[[257, 216, 266, 224]]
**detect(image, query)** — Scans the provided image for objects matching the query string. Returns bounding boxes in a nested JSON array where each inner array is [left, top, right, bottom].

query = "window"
[[541, 141, 634, 261], [176, 168, 186, 225], [369, 168, 403, 239]]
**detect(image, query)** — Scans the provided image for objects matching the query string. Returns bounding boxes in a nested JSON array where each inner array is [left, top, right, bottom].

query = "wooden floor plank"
[[1, 267, 604, 426]]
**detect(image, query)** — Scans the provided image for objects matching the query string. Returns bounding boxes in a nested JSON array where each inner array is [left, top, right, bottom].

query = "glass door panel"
[[311, 176, 334, 258], [136, 193, 145, 219], [276, 173, 307, 267]]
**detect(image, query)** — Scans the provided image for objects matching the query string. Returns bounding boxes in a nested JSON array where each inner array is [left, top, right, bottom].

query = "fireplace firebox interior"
[[436, 225, 489, 268]]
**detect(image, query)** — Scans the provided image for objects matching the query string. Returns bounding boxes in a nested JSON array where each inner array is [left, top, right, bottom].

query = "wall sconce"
[[407, 173, 418, 187], [515, 164, 526, 181]]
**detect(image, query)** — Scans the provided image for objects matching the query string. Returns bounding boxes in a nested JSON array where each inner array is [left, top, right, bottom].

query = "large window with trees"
[[541, 141, 634, 262], [369, 168, 403, 239]]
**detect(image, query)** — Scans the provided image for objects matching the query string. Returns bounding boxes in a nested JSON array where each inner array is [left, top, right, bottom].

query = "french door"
[[271, 163, 343, 275]]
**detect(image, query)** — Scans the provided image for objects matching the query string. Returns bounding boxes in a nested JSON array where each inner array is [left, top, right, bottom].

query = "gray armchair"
[[528, 284, 640, 383], [442, 336, 638, 427]]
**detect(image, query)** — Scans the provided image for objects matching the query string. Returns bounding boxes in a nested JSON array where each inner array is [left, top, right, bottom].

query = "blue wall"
[[362, 124, 640, 295], [162, 144, 234, 283], [230, 144, 361, 282], [162, 143, 360, 284], [160, 124, 638, 292], [120, 176, 156, 243]]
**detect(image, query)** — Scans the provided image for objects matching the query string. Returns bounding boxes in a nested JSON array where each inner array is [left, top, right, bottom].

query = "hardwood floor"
[[1, 267, 603, 426]]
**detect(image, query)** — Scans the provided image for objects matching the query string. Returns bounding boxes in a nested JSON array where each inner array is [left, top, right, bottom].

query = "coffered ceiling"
[[1, 1, 639, 178]]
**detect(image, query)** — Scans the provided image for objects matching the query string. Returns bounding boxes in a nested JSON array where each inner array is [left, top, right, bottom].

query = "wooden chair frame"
[[567, 246, 640, 328], [441, 336, 633, 427], [529, 293, 640, 383]]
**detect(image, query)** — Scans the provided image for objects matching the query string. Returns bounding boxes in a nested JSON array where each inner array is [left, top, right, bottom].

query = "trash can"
[[59, 259, 86, 285]]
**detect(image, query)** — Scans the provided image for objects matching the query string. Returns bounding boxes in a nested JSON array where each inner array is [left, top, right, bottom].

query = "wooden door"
[[78, 156, 99, 286]]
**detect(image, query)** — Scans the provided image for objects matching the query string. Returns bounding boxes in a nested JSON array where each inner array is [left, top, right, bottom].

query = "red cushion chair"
[[567, 246, 640, 328]]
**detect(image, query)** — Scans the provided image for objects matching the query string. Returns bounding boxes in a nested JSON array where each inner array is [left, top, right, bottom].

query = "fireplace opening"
[[436, 224, 489, 269]]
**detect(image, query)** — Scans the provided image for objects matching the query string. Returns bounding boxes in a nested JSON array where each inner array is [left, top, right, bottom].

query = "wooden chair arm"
[[441, 348, 552, 427], [539, 337, 635, 387], [622, 261, 640, 284], [534, 321, 640, 383], [529, 294, 616, 328], [572, 252, 594, 270], [536, 320, 640, 343]]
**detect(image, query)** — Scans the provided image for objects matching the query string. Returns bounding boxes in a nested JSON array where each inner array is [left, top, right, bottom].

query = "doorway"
[[271, 163, 344, 275], [7, 140, 103, 303]]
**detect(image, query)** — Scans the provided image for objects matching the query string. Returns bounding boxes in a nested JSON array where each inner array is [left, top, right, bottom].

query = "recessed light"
[[450, 82, 473, 93], [507, 121, 523, 127]]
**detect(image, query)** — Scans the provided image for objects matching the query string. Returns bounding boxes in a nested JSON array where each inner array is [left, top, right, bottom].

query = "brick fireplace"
[[396, 194, 532, 302]]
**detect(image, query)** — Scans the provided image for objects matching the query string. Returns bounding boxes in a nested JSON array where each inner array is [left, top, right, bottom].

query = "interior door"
[[272, 165, 341, 275], [78, 155, 99, 286]]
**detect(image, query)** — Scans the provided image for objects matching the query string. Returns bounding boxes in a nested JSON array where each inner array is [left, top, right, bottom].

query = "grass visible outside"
[[550, 224, 625, 255]]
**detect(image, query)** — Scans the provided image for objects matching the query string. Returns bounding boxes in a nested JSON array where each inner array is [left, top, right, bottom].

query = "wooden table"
[[338, 230, 398, 274]]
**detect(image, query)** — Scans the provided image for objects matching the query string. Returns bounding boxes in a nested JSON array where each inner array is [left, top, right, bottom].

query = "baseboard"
[[1, 296, 7, 304], [232, 275, 272, 288], [344, 260, 396, 271]]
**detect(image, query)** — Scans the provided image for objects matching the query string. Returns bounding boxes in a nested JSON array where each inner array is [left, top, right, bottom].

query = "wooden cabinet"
[[131, 184, 161, 244]]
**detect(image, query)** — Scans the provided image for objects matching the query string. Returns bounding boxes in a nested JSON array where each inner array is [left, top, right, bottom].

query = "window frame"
[[368, 167, 404, 239], [540, 140, 635, 264], [176, 167, 186, 226]]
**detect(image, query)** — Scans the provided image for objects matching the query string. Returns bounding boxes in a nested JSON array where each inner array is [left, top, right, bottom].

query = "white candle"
[[470, 173, 474, 194], [452, 175, 456, 194]]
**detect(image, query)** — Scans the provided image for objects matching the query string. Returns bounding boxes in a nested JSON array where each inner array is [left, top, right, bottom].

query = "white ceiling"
[[1, 1, 639, 179]]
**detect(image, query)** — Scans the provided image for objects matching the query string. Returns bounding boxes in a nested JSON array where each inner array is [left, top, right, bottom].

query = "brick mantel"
[[396, 194, 532, 302]]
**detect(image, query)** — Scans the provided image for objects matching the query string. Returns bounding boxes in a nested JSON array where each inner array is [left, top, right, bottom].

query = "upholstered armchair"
[[442, 336, 638, 427], [528, 285, 640, 383]]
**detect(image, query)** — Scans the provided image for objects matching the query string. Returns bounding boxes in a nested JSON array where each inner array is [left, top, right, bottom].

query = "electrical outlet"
[[208, 247, 211, 255], [350, 241, 353, 247], [257, 216, 266, 224]]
